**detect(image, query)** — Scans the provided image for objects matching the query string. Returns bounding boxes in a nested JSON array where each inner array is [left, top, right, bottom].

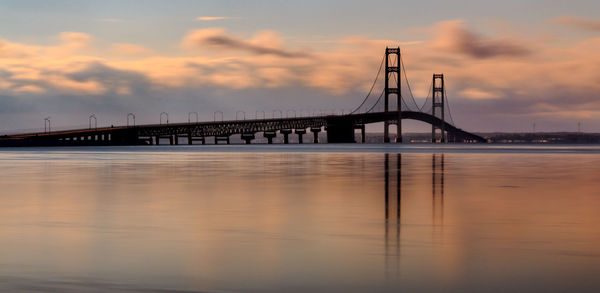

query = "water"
[[0, 144, 599, 292]]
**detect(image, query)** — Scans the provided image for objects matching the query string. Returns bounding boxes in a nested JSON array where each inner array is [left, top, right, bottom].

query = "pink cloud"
[[196, 16, 232, 21]]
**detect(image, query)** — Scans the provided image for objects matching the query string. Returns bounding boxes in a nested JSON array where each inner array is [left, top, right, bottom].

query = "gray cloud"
[[67, 61, 152, 95], [437, 21, 531, 59], [186, 29, 311, 58]]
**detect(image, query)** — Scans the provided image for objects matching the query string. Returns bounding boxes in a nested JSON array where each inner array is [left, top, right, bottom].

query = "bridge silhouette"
[[0, 47, 485, 147]]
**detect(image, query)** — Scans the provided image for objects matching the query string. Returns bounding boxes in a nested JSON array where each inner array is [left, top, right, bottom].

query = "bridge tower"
[[384, 47, 402, 143], [431, 74, 446, 143]]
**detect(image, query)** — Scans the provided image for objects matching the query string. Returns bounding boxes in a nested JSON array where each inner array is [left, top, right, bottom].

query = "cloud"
[[0, 39, 32, 58], [66, 62, 152, 95], [460, 88, 500, 100], [432, 20, 531, 58], [553, 16, 600, 32], [13, 85, 44, 93], [182, 28, 311, 58], [2, 22, 600, 131], [59, 32, 93, 50], [196, 16, 231, 21]]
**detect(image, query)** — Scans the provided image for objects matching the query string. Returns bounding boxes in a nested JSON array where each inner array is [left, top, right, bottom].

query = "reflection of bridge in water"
[[383, 153, 445, 277], [384, 154, 445, 223], [0, 48, 485, 147]]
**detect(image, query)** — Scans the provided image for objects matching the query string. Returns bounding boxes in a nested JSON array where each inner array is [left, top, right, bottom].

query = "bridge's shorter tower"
[[384, 47, 402, 143], [431, 74, 446, 143]]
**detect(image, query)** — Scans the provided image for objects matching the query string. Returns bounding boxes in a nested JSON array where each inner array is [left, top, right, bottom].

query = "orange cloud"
[[196, 16, 231, 21], [460, 88, 500, 100], [58, 32, 93, 51]]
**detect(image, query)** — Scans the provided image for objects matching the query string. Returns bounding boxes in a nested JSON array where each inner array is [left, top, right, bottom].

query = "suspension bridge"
[[0, 47, 486, 147]]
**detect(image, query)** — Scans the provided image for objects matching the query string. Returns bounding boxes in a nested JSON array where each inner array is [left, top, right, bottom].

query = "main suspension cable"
[[366, 89, 385, 113], [444, 85, 456, 125], [400, 55, 422, 111], [350, 55, 386, 114]]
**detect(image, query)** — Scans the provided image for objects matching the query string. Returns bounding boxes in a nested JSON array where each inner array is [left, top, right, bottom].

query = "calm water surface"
[[0, 144, 599, 292]]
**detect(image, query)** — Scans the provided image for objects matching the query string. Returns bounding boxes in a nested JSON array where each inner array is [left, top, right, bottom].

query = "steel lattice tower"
[[384, 47, 402, 143], [431, 74, 446, 143]]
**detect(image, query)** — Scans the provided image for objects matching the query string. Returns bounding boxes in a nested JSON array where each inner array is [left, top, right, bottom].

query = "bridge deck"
[[0, 111, 486, 146]]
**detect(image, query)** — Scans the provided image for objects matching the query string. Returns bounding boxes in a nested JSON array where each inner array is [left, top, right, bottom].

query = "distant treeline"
[[393, 132, 600, 143]]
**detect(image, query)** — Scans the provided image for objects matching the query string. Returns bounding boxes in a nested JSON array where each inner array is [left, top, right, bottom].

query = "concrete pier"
[[215, 135, 230, 145], [241, 133, 255, 144], [263, 131, 277, 144], [295, 129, 307, 144], [280, 129, 292, 144], [354, 124, 366, 143], [310, 127, 321, 143], [190, 136, 206, 145]]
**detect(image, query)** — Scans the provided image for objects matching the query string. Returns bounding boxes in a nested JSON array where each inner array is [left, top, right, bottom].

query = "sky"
[[1, 0, 600, 133]]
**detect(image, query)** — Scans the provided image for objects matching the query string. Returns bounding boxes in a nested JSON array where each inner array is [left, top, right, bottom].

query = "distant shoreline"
[[393, 132, 600, 144]]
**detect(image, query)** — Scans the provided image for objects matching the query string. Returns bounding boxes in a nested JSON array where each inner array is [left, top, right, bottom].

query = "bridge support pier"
[[263, 131, 277, 144], [295, 129, 307, 144], [280, 129, 292, 144], [353, 124, 366, 143], [190, 136, 205, 145], [310, 127, 321, 144], [395, 122, 402, 143], [215, 136, 230, 145], [174, 135, 179, 145], [241, 133, 255, 144], [384, 122, 391, 143], [326, 117, 355, 143]]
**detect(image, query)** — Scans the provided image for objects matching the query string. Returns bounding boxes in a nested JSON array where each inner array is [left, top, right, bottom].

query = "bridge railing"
[[0, 124, 92, 136]]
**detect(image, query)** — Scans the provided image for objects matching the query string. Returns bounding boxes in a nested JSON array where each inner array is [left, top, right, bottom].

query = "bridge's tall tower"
[[431, 74, 446, 143], [384, 47, 402, 143]]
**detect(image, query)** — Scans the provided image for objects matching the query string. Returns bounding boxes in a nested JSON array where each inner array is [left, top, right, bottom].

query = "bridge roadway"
[[0, 111, 486, 147]]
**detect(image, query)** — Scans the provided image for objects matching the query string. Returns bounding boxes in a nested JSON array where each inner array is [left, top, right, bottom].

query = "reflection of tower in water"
[[384, 154, 402, 222], [384, 153, 401, 279], [432, 154, 444, 227]]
